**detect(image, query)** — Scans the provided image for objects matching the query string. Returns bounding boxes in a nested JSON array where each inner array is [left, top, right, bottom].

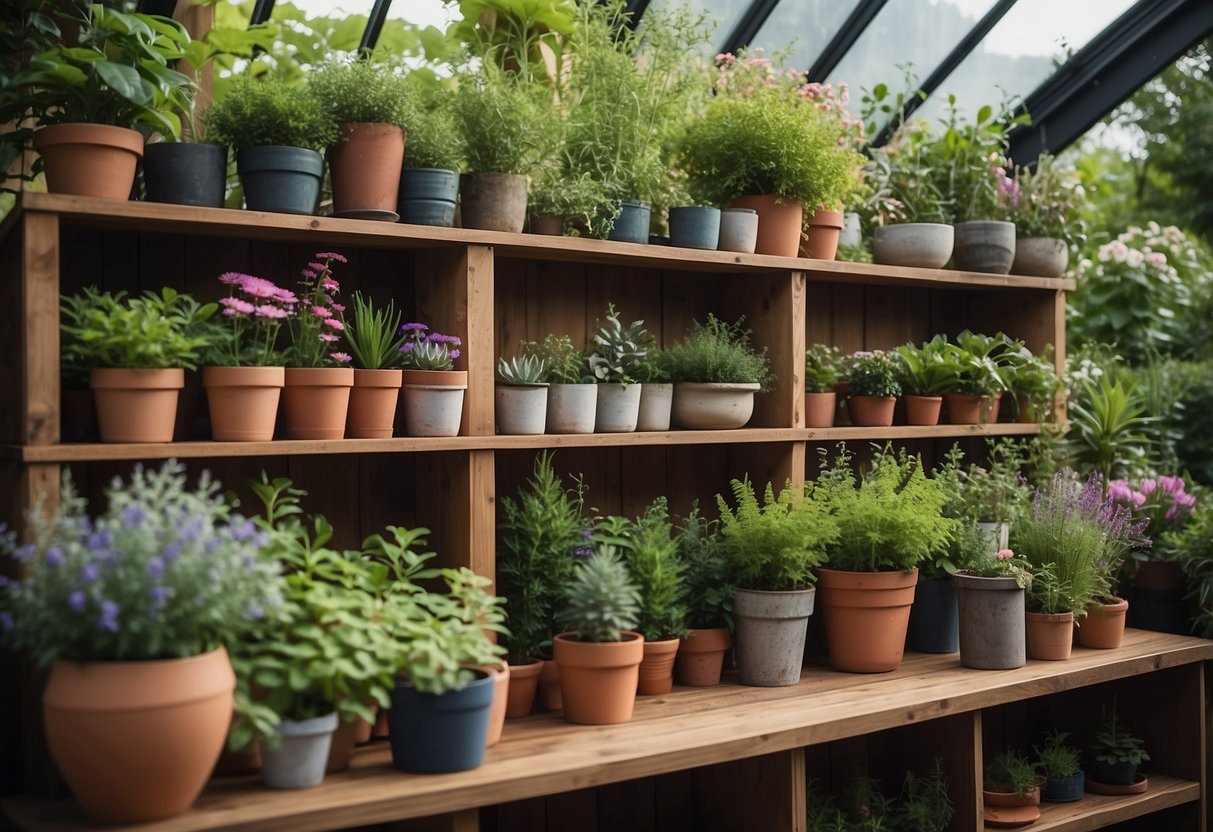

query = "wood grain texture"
[[22, 212, 59, 445]]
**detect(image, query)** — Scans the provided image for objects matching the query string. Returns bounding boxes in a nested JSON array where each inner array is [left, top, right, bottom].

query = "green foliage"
[[1066, 377, 1153, 483], [895, 336, 953, 396], [497, 354, 548, 385], [308, 57, 410, 128], [556, 545, 641, 643], [205, 73, 337, 150], [521, 334, 592, 384], [805, 343, 842, 393], [863, 122, 951, 226], [847, 350, 902, 397], [497, 452, 584, 661], [1002, 344, 1061, 422], [599, 498, 688, 641], [450, 60, 547, 174], [716, 478, 837, 591], [984, 749, 1038, 798], [449, 0, 577, 84], [931, 95, 1028, 223], [1168, 493, 1213, 636], [342, 291, 404, 370], [899, 758, 953, 832], [588, 303, 652, 385], [1034, 730, 1082, 779], [662, 314, 775, 390], [401, 81, 463, 170], [1011, 152, 1085, 244], [60, 286, 218, 370], [938, 330, 1011, 396], [528, 165, 613, 236], [1091, 705, 1150, 768], [676, 505, 733, 629]]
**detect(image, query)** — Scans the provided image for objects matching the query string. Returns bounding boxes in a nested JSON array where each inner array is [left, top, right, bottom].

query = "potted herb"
[[845, 350, 901, 427], [664, 314, 775, 430], [1088, 705, 1150, 787], [497, 452, 584, 717], [398, 82, 463, 227], [938, 334, 1004, 425], [552, 545, 644, 725], [203, 73, 338, 215], [496, 351, 549, 435], [1010, 152, 1084, 277], [0, 462, 282, 822], [675, 506, 734, 685], [634, 341, 673, 431], [398, 321, 467, 437], [342, 290, 405, 438], [804, 343, 841, 428], [983, 749, 1043, 817], [814, 445, 951, 672], [1035, 730, 1084, 802], [528, 166, 612, 237], [522, 334, 597, 434], [310, 57, 411, 218], [895, 336, 953, 426], [588, 304, 651, 433], [60, 286, 217, 443], [1003, 344, 1061, 423], [716, 477, 837, 686], [899, 759, 953, 832]]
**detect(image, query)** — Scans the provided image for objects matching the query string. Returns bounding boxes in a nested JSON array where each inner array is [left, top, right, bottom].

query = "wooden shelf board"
[[3, 631, 1208, 832], [1031, 775, 1199, 831], [798, 423, 1043, 441], [17, 193, 1073, 289]]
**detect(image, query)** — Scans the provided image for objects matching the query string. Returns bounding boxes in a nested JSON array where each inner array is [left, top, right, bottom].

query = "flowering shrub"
[[0, 462, 282, 667], [958, 547, 1032, 590], [1011, 152, 1084, 242], [210, 271, 297, 366], [846, 350, 902, 397], [285, 251, 352, 368], [1108, 474, 1196, 560], [399, 322, 462, 371]]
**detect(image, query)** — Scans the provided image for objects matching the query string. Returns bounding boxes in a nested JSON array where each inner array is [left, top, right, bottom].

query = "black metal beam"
[[136, 0, 179, 18], [805, 0, 891, 82], [248, 0, 276, 26], [873, 0, 1019, 146], [1008, 0, 1213, 161], [623, 0, 653, 29], [358, 0, 395, 52], [719, 0, 782, 56]]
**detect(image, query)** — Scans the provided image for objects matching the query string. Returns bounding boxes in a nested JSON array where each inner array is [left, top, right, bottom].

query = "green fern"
[[716, 478, 836, 591]]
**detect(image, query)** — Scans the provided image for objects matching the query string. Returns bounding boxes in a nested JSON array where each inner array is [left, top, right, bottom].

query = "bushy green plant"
[[805, 343, 841, 393], [401, 81, 462, 170], [309, 57, 410, 128], [528, 165, 613, 236], [1012, 152, 1085, 244], [1034, 730, 1082, 779], [342, 291, 404, 370], [599, 498, 687, 641], [588, 304, 651, 385], [450, 60, 546, 174], [716, 478, 837, 591], [497, 354, 547, 385], [934, 97, 1028, 224], [677, 506, 733, 629], [662, 314, 775, 390], [1003, 344, 1061, 421], [521, 334, 592, 384], [556, 545, 641, 642], [846, 350, 902, 397], [899, 758, 953, 832], [984, 749, 1038, 798], [1066, 377, 1153, 483], [60, 286, 217, 369], [1169, 493, 1213, 637], [895, 336, 954, 396], [1091, 706, 1150, 768], [204, 73, 337, 151]]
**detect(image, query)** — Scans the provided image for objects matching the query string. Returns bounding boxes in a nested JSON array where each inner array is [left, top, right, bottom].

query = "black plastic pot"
[[236, 146, 324, 215], [905, 576, 958, 654], [606, 201, 651, 244], [388, 671, 493, 773], [398, 167, 459, 227], [668, 206, 721, 250], [142, 142, 227, 208]]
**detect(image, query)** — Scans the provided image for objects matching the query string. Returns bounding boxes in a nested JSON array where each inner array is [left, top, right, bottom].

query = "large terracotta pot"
[[817, 568, 918, 673], [34, 123, 143, 199], [328, 122, 405, 216], [1025, 611, 1074, 661], [637, 637, 680, 695], [504, 658, 543, 718], [282, 367, 354, 440], [805, 391, 837, 428], [537, 657, 562, 711], [847, 394, 896, 427], [90, 367, 184, 443], [1077, 598, 1129, 649], [676, 627, 731, 686], [903, 394, 943, 426], [401, 369, 468, 437], [202, 365, 285, 441], [346, 368, 402, 439], [553, 631, 644, 725], [43, 647, 235, 823], [460, 171, 528, 232], [801, 208, 844, 260], [728, 195, 804, 258]]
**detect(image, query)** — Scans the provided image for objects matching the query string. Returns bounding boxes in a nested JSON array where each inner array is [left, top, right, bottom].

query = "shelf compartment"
[[1032, 775, 1199, 831]]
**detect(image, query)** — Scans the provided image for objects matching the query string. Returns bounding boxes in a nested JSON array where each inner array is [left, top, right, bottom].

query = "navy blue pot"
[[388, 671, 494, 773], [398, 167, 458, 227], [906, 577, 958, 653], [142, 142, 227, 208], [1043, 772, 1084, 802], [236, 146, 323, 215], [607, 201, 651, 244], [668, 206, 721, 250]]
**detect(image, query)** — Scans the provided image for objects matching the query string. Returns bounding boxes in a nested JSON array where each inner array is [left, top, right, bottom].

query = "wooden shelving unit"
[[2, 193, 1205, 832]]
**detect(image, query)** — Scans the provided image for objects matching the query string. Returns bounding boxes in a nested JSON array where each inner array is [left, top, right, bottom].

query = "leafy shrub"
[[309, 58, 410, 127], [663, 314, 775, 390], [205, 74, 337, 150]]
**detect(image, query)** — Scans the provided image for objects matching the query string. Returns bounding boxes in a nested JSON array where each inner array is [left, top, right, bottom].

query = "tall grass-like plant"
[[662, 314, 775, 390], [342, 291, 404, 370], [450, 61, 546, 175], [204, 74, 337, 151]]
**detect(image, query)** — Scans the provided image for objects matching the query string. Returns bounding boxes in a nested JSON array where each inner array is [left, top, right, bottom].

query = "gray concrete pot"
[[954, 573, 1025, 670], [953, 220, 1016, 274], [261, 711, 338, 790], [1012, 236, 1069, 277], [872, 223, 953, 268], [717, 208, 758, 253], [495, 384, 548, 435], [839, 211, 862, 248], [636, 382, 673, 431], [546, 383, 597, 434], [733, 588, 815, 687], [460, 171, 528, 232], [595, 383, 642, 432]]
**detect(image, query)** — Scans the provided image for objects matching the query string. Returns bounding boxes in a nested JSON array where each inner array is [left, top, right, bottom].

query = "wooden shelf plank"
[[1031, 775, 1199, 831], [797, 423, 1043, 441], [17, 193, 1074, 290], [3, 631, 1209, 832]]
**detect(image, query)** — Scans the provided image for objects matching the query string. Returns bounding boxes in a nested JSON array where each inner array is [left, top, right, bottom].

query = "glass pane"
[[750, 0, 864, 72], [915, 0, 1137, 125], [646, 0, 752, 49]]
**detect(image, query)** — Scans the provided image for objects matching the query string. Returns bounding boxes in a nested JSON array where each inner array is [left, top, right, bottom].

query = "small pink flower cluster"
[[1108, 475, 1196, 536], [289, 252, 352, 367], [996, 548, 1015, 562], [218, 272, 297, 320]]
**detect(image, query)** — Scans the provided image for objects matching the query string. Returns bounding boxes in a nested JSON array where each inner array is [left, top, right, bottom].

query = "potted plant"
[[203, 73, 338, 215], [341, 290, 405, 439], [398, 82, 463, 227], [664, 314, 775, 430], [496, 351, 549, 435], [952, 543, 1032, 670], [1, 5, 194, 200], [310, 57, 410, 218], [845, 350, 901, 427], [552, 545, 644, 725], [201, 269, 297, 441], [398, 321, 467, 437], [523, 334, 597, 434], [716, 477, 837, 686], [635, 342, 673, 431], [938, 335, 1003, 425], [675, 506, 734, 686], [588, 304, 650, 433], [0, 462, 282, 822], [1035, 730, 1084, 802], [983, 749, 1043, 826], [814, 445, 951, 672], [527, 166, 612, 236], [898, 759, 953, 832], [60, 286, 216, 443], [1003, 344, 1061, 423], [1088, 704, 1151, 788], [895, 336, 953, 426], [1010, 152, 1083, 277], [804, 343, 841, 428]]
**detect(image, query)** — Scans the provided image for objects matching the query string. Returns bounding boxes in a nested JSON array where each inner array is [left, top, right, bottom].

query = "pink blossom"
[[315, 251, 348, 263], [330, 303, 345, 313], [219, 297, 255, 315], [321, 277, 340, 292], [1107, 480, 1133, 502], [241, 276, 286, 299], [1139, 478, 1157, 496], [301, 269, 317, 280], [274, 288, 298, 305], [219, 271, 252, 285], [330, 352, 352, 364], [318, 333, 338, 343], [997, 549, 1014, 561], [254, 305, 288, 319], [323, 318, 344, 331], [312, 305, 330, 318]]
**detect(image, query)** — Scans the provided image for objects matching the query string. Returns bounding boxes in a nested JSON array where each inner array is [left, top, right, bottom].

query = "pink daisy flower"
[[323, 318, 345, 331], [331, 352, 353, 364]]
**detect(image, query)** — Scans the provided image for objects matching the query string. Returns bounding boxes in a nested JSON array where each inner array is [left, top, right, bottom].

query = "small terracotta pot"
[[347, 368, 402, 439], [373, 708, 390, 738], [90, 367, 184, 443], [983, 785, 1042, 808], [553, 631, 644, 725], [1077, 597, 1129, 649], [34, 123, 143, 199], [676, 627, 731, 686], [805, 391, 837, 428], [728, 195, 804, 258], [902, 394, 943, 426], [801, 208, 844, 260], [1025, 611, 1074, 660], [817, 568, 919, 673], [637, 637, 680, 696], [282, 367, 354, 439], [984, 389, 1004, 423], [942, 392, 986, 425], [329, 122, 405, 214], [504, 658, 543, 718], [203, 365, 285, 441], [529, 213, 564, 235], [538, 657, 562, 711], [325, 714, 362, 773], [477, 662, 510, 748], [354, 709, 376, 744], [847, 395, 896, 427]]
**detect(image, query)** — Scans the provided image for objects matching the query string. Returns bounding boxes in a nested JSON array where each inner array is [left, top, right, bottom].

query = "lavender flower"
[[68, 591, 86, 613], [97, 600, 120, 633]]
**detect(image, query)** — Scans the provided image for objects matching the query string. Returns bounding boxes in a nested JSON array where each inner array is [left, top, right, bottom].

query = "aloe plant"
[[497, 354, 547, 385]]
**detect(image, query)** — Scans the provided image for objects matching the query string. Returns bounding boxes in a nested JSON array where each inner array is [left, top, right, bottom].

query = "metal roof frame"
[[718, 0, 783, 57], [805, 0, 891, 82]]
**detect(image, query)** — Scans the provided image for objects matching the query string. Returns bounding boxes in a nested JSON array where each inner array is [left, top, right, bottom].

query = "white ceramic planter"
[[873, 223, 954, 269], [717, 208, 758, 254], [636, 382, 673, 431], [595, 383, 642, 432], [401, 370, 467, 437], [495, 384, 548, 435], [839, 211, 862, 248], [671, 382, 760, 430], [547, 383, 598, 434], [261, 711, 339, 790]]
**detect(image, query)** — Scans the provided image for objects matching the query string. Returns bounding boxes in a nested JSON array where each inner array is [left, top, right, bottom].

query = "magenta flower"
[[323, 318, 344, 331], [315, 251, 348, 263], [321, 276, 340, 292], [219, 271, 253, 285], [219, 297, 255, 315], [241, 276, 286, 299], [318, 333, 338, 343], [311, 305, 329, 318], [330, 352, 352, 364], [254, 305, 288, 319]]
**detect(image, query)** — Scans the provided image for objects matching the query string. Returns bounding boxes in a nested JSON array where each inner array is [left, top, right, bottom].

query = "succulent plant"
[[556, 545, 641, 643], [588, 303, 652, 385], [497, 354, 548, 385]]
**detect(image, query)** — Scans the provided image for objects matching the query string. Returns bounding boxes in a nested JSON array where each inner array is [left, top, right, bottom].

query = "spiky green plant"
[[342, 291, 404, 370], [588, 303, 652, 385], [603, 498, 687, 641], [497, 354, 547, 385], [556, 545, 641, 643]]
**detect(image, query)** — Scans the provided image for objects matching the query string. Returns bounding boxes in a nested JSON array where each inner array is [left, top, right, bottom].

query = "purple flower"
[[68, 590, 86, 613], [81, 563, 100, 583], [121, 505, 145, 526], [45, 546, 64, 567], [146, 557, 164, 579], [401, 322, 429, 333], [0, 612, 12, 633], [231, 520, 256, 542], [13, 543, 35, 562], [315, 251, 348, 263], [162, 542, 182, 563], [97, 600, 119, 633], [150, 585, 170, 610]]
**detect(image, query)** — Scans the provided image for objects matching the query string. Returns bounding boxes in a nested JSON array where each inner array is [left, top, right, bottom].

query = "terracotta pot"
[[1013, 237, 1070, 278], [505, 658, 543, 718], [90, 367, 184, 443], [805, 391, 837, 428], [1077, 597, 1129, 649], [460, 171, 528, 232], [33, 123, 143, 199], [676, 627, 731, 686], [529, 213, 564, 235], [983, 785, 1041, 808], [328, 122, 405, 215], [817, 568, 919, 673], [479, 662, 510, 747], [671, 382, 760, 429], [43, 647, 235, 823], [553, 631, 644, 725], [1025, 611, 1074, 660], [942, 392, 986, 425], [325, 714, 363, 773], [373, 707, 390, 738], [354, 709, 375, 744], [401, 369, 468, 436], [801, 208, 844, 260], [902, 394, 943, 426], [847, 395, 896, 427], [282, 367, 354, 440], [637, 637, 680, 695], [346, 368, 402, 438], [538, 657, 562, 711], [984, 389, 1004, 423], [203, 365, 284, 441], [728, 195, 804, 258]]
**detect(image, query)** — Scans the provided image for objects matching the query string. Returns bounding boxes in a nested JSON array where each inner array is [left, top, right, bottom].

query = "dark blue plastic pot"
[[236, 146, 323, 215], [398, 167, 459, 227], [1043, 772, 1084, 802], [668, 206, 721, 250], [905, 577, 958, 653], [388, 671, 494, 773], [606, 201, 651, 244], [142, 142, 227, 208]]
